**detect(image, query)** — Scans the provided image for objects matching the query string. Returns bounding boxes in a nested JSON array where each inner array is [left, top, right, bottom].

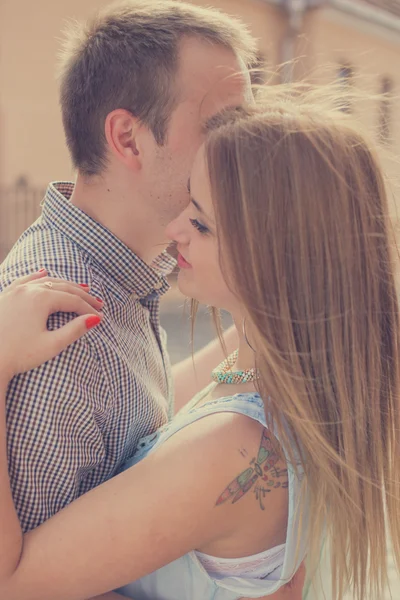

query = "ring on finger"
[[44, 281, 53, 289]]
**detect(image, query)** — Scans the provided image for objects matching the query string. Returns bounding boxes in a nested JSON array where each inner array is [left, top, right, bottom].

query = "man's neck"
[[69, 173, 168, 264]]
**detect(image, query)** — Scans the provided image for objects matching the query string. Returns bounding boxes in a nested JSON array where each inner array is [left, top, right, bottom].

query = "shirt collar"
[[42, 182, 176, 297]]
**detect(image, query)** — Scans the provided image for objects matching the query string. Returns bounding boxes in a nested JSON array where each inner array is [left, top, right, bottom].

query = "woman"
[[0, 89, 398, 600]]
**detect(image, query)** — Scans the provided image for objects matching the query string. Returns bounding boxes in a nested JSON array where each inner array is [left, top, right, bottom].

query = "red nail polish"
[[79, 283, 89, 288], [86, 315, 101, 330], [96, 297, 103, 303], [38, 268, 46, 273]]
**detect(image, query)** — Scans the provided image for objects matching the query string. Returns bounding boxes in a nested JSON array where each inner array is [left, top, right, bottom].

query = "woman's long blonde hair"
[[204, 86, 400, 600]]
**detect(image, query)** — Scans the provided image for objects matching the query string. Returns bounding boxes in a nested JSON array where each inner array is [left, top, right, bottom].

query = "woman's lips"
[[177, 252, 192, 269]]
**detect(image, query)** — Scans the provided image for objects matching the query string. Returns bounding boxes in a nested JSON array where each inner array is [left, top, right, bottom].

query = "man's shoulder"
[[0, 220, 91, 289]]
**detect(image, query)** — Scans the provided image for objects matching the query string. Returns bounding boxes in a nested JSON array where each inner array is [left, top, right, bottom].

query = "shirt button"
[[153, 280, 163, 290], [131, 292, 140, 300]]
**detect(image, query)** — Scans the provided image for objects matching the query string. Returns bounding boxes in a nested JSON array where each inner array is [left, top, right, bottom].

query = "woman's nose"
[[165, 213, 190, 245]]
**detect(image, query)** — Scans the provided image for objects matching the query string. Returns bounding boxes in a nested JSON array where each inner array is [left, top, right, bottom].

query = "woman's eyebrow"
[[187, 178, 214, 223], [191, 197, 204, 214], [188, 179, 205, 215]]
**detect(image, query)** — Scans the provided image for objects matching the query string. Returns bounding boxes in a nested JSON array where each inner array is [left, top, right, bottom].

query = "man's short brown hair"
[[58, 0, 257, 176]]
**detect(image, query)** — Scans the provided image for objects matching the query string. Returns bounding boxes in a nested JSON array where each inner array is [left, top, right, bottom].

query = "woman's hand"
[[0, 270, 103, 384]]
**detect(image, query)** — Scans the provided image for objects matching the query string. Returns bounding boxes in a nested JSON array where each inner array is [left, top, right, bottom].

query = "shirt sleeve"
[[6, 311, 112, 533]]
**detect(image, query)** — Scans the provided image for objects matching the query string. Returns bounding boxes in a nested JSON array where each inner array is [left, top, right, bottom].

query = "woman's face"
[[166, 146, 239, 313]]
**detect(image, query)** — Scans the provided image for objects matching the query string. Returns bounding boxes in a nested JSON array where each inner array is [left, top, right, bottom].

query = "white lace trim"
[[195, 543, 285, 580]]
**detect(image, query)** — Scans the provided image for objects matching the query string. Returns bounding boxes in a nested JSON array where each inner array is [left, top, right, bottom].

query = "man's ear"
[[104, 109, 143, 171]]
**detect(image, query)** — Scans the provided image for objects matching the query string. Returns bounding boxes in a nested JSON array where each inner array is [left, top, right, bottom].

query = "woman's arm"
[[0, 407, 270, 600], [0, 272, 102, 580], [0, 381, 21, 578]]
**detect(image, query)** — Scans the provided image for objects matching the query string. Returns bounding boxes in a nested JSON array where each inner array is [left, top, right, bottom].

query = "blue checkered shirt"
[[0, 182, 175, 532]]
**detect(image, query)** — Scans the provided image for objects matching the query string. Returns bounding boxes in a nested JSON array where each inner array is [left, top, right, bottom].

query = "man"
[[0, 0, 255, 532]]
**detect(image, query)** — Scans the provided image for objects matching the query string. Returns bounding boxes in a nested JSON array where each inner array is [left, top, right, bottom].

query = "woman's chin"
[[176, 271, 229, 310], [176, 274, 205, 305], [176, 275, 196, 301]]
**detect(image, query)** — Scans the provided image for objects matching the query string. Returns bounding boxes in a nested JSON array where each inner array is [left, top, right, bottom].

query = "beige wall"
[[0, 0, 285, 186], [0, 0, 399, 192], [0, 0, 108, 186]]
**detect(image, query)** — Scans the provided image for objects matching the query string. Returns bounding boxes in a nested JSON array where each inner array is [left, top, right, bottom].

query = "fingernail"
[[96, 297, 103, 303], [38, 268, 46, 273], [86, 315, 101, 330], [79, 283, 89, 288]]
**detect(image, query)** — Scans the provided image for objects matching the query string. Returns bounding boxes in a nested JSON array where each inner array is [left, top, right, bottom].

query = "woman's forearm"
[[0, 379, 23, 579], [0, 376, 124, 598]]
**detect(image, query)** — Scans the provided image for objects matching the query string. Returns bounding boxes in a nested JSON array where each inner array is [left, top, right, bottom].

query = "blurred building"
[[0, 0, 400, 255]]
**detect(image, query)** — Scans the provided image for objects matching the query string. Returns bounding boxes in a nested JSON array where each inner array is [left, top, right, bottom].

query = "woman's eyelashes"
[[189, 218, 209, 235]]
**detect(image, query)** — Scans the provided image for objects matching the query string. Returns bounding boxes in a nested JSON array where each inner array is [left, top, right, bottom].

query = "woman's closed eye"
[[189, 218, 209, 235]]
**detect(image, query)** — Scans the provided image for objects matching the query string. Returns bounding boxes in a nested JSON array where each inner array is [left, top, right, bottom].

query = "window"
[[378, 77, 393, 144], [336, 63, 353, 113]]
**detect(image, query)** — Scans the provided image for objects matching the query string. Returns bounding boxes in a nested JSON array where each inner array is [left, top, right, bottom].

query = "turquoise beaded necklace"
[[211, 349, 259, 384]]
